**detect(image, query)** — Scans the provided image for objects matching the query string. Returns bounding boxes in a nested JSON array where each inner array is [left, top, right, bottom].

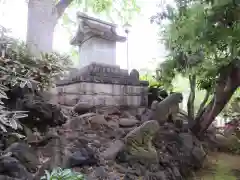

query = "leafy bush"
[[0, 25, 72, 132], [0, 59, 29, 132], [1, 38, 72, 90], [41, 168, 85, 180]]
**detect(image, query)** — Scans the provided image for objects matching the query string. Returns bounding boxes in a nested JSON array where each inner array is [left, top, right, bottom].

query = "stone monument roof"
[[77, 12, 118, 27], [70, 12, 126, 46]]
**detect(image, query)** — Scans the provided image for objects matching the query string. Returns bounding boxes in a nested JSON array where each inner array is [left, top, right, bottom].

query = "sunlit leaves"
[[155, 0, 240, 95], [66, 0, 140, 25], [41, 168, 85, 180]]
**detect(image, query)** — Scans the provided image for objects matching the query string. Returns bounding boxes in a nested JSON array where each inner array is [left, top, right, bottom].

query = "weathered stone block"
[[112, 84, 121, 96], [56, 63, 149, 107], [62, 94, 79, 106], [63, 84, 80, 93]]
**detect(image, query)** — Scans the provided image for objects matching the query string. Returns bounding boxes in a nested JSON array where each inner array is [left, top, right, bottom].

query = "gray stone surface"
[[55, 63, 149, 107], [124, 120, 160, 161], [55, 82, 148, 107], [70, 12, 126, 67], [57, 62, 148, 86], [100, 140, 125, 160], [118, 118, 139, 127], [153, 93, 183, 124]]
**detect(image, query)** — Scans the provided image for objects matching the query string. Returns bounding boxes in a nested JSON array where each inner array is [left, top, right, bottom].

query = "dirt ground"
[[191, 152, 240, 180]]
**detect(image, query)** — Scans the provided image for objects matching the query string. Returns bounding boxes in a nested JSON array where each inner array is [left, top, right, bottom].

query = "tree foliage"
[[153, 0, 240, 136]]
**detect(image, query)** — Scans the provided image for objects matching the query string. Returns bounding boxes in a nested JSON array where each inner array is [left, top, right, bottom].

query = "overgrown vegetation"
[[0, 25, 72, 133], [152, 0, 240, 137]]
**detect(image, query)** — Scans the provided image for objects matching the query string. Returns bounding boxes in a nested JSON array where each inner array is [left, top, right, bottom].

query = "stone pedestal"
[[70, 12, 126, 68], [55, 63, 149, 107]]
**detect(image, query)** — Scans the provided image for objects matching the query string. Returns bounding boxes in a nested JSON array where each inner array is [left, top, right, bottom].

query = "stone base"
[[55, 82, 148, 107], [54, 62, 149, 107]]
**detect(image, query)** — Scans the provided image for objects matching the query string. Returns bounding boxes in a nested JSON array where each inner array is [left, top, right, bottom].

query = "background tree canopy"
[[152, 0, 240, 136]]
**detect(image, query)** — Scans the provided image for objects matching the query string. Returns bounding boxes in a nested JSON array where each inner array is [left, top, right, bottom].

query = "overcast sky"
[[0, 0, 171, 72]]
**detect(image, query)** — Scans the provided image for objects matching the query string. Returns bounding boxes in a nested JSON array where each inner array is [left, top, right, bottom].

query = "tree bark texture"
[[196, 89, 210, 119], [191, 63, 240, 137], [187, 74, 196, 121], [26, 0, 73, 55]]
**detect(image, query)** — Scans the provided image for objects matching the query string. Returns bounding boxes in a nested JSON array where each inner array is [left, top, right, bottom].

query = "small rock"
[[0, 175, 21, 180], [107, 119, 119, 128], [85, 176, 95, 180], [103, 107, 121, 116], [33, 159, 51, 180], [119, 118, 139, 127], [85, 134, 97, 138], [137, 107, 146, 116], [5, 143, 39, 173], [130, 69, 139, 80], [122, 111, 136, 119], [172, 166, 182, 179], [179, 133, 206, 167], [64, 148, 98, 168], [23, 125, 39, 143], [215, 133, 228, 144], [78, 113, 96, 119], [100, 140, 125, 160], [73, 101, 93, 114], [64, 113, 96, 128], [12, 90, 67, 131], [89, 115, 109, 126], [92, 140, 101, 148], [140, 109, 153, 122], [94, 166, 108, 178], [0, 156, 32, 179], [151, 100, 158, 110]]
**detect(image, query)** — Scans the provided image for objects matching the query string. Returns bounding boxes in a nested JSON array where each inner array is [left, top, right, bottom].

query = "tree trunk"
[[191, 64, 240, 137], [26, 0, 73, 55], [187, 75, 196, 121], [196, 89, 210, 119]]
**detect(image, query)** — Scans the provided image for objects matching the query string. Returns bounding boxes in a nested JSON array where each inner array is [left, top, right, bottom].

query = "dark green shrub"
[[0, 25, 72, 133]]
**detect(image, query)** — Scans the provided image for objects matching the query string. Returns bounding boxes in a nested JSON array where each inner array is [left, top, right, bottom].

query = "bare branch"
[[55, 0, 74, 19]]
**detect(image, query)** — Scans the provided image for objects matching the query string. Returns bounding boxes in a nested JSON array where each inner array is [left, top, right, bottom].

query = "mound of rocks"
[[0, 93, 208, 180], [4, 87, 67, 132]]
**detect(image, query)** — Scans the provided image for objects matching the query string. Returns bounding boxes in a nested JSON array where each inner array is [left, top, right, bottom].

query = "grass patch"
[[191, 153, 239, 180], [213, 159, 237, 180]]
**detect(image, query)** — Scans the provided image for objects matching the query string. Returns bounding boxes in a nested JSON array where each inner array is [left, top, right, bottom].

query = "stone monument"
[[54, 13, 149, 107], [56, 63, 149, 107], [70, 12, 126, 68]]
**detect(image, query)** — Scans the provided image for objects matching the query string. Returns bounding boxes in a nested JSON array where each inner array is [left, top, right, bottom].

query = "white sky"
[[0, 0, 170, 72]]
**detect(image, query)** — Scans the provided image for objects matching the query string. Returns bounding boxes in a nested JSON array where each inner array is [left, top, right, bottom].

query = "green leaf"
[[10, 132, 25, 139], [0, 123, 7, 132], [9, 119, 18, 130]]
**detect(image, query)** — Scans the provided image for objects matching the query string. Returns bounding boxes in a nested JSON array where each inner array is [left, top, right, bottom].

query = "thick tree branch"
[[187, 74, 196, 121], [191, 64, 240, 137], [196, 89, 210, 119], [55, 0, 74, 19]]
